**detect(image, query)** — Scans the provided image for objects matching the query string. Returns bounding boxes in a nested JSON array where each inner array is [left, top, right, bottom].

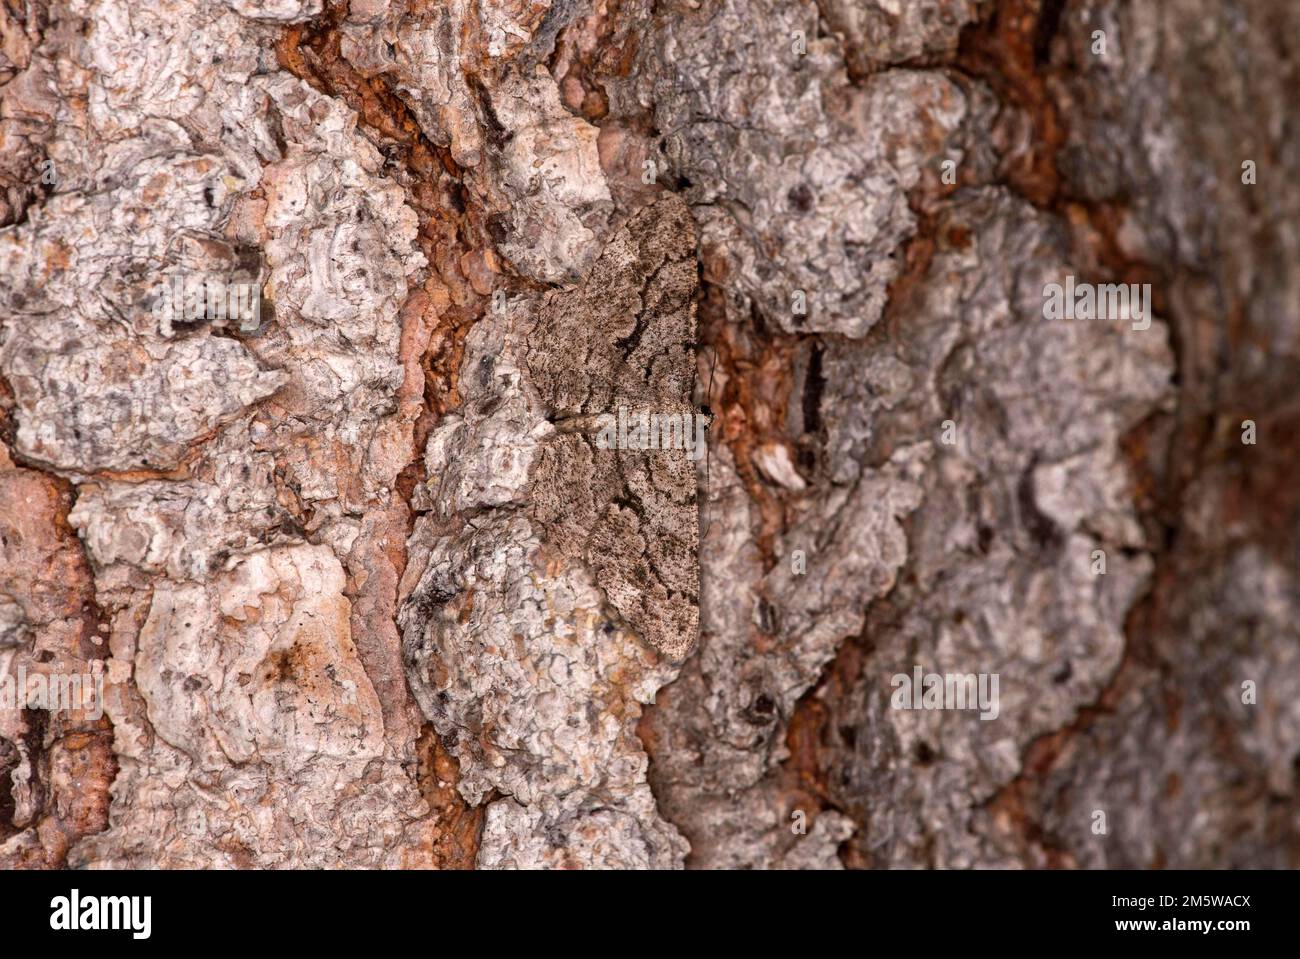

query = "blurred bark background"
[[0, 0, 1296, 868]]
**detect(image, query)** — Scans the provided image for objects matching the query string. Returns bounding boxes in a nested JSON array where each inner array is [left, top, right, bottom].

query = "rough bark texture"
[[0, 0, 1295, 868]]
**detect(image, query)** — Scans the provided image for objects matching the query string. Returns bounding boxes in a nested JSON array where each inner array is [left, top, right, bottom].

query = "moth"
[[521, 193, 701, 661]]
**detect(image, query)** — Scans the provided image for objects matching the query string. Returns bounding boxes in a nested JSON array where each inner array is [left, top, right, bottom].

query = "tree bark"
[[1, 0, 1296, 868]]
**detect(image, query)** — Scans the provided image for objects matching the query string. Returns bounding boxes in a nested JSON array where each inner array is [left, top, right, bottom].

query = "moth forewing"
[[522, 194, 702, 661]]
